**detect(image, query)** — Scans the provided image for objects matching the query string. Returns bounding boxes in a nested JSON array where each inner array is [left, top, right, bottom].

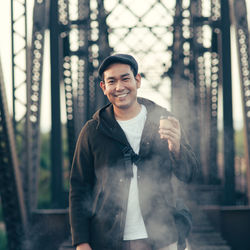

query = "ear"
[[135, 73, 141, 89], [100, 81, 107, 95]]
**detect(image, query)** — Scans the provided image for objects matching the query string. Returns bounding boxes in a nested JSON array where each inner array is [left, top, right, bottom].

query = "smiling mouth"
[[115, 93, 128, 98]]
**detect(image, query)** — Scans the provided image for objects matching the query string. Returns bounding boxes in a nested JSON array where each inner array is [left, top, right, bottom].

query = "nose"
[[115, 80, 125, 90]]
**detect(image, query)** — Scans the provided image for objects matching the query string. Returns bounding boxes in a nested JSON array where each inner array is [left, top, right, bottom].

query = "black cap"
[[98, 54, 138, 79]]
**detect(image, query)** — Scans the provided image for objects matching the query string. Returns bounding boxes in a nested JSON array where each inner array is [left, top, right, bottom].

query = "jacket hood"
[[92, 102, 116, 131]]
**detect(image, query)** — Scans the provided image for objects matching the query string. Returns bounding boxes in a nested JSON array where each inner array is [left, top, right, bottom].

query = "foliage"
[[37, 168, 51, 208], [0, 203, 7, 250], [40, 131, 51, 171], [234, 129, 245, 157], [217, 128, 245, 157], [0, 203, 2, 221], [0, 229, 7, 250], [38, 125, 70, 208]]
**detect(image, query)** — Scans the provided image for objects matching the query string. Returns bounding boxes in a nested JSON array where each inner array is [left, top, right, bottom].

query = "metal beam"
[[11, 0, 30, 213], [0, 57, 28, 250], [49, 0, 64, 208], [27, 0, 48, 211], [233, 0, 250, 204], [221, 0, 235, 205]]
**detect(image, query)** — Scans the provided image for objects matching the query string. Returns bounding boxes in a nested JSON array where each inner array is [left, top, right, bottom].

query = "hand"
[[159, 116, 181, 158], [76, 243, 92, 250]]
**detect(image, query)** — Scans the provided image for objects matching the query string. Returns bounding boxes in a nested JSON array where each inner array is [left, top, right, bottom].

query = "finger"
[[159, 128, 181, 139], [160, 134, 179, 152], [165, 133, 180, 144], [159, 127, 180, 136], [160, 134, 168, 139], [159, 124, 181, 139], [160, 133, 180, 144]]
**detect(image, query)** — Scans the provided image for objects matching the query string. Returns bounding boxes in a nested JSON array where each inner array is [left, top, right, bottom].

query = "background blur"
[[0, 0, 250, 250]]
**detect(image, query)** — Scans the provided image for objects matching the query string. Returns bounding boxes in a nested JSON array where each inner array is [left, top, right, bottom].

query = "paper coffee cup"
[[160, 116, 172, 129]]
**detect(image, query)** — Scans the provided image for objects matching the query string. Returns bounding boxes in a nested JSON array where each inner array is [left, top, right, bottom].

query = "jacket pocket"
[[90, 206, 121, 249]]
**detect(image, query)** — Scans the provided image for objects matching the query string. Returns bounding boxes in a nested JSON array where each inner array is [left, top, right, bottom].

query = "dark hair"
[[101, 64, 137, 81], [98, 54, 138, 81]]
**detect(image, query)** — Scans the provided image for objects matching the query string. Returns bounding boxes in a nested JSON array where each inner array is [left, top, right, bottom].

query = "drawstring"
[[122, 146, 140, 178]]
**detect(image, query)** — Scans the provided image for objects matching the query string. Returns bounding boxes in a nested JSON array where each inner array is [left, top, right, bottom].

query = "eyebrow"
[[106, 73, 131, 81], [121, 73, 130, 77]]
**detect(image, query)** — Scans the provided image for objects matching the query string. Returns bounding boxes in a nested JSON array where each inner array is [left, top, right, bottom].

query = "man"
[[69, 54, 198, 250]]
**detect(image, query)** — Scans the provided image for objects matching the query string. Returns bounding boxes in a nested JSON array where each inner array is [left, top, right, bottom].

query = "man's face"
[[100, 63, 141, 111]]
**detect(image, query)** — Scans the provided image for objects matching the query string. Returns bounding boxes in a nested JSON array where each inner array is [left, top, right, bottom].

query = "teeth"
[[117, 93, 128, 98]]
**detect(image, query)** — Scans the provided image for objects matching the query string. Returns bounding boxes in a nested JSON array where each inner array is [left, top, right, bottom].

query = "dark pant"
[[121, 239, 153, 250]]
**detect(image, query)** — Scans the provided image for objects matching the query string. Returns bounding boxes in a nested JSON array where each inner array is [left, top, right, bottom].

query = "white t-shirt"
[[117, 105, 148, 240]]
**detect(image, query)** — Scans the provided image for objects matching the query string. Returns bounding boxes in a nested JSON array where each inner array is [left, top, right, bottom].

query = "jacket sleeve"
[[171, 127, 200, 183], [69, 122, 95, 246]]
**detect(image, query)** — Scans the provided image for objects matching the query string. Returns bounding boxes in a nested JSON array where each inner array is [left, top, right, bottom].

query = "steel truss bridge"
[[0, 0, 250, 249]]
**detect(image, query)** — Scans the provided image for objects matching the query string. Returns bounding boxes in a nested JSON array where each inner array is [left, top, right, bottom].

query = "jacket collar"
[[93, 103, 129, 146], [92, 97, 166, 148]]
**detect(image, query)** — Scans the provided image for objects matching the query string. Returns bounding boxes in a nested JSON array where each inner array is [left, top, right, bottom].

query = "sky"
[[0, 0, 249, 131]]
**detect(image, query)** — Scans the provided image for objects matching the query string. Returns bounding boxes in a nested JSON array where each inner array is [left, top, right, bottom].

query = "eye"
[[107, 80, 115, 85], [122, 77, 130, 82]]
